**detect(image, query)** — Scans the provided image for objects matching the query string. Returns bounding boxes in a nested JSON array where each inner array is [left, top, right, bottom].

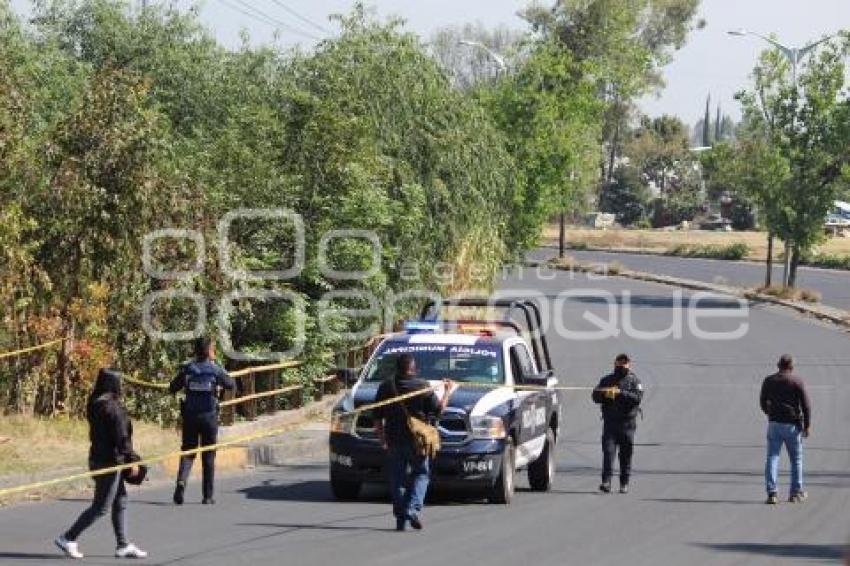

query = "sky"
[[9, 0, 850, 125]]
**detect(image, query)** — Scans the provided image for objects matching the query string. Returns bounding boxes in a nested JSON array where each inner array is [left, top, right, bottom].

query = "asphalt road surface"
[[2, 267, 849, 565], [539, 246, 850, 312]]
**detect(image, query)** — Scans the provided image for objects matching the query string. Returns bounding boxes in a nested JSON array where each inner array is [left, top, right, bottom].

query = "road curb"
[[529, 259, 850, 331]]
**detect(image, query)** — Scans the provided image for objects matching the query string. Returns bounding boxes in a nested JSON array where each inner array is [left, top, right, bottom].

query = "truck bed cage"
[[419, 298, 553, 373]]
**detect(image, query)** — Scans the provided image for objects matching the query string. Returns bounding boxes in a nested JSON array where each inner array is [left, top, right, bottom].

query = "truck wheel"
[[330, 472, 361, 501], [528, 429, 555, 492], [488, 439, 515, 504]]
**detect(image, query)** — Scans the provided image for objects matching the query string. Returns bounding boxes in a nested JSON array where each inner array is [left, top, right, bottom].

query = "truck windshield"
[[364, 341, 504, 385]]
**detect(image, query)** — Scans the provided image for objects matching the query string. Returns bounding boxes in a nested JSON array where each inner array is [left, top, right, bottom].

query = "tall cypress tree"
[[702, 94, 712, 147], [715, 103, 722, 143]]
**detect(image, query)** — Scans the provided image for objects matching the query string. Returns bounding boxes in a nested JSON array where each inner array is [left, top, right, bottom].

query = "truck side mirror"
[[335, 368, 359, 388]]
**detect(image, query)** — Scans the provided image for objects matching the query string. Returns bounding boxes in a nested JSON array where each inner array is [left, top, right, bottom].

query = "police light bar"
[[403, 321, 442, 334], [455, 323, 496, 337]]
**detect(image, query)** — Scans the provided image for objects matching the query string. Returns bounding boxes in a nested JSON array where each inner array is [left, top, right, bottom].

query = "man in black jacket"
[[760, 354, 811, 504], [592, 354, 643, 494]]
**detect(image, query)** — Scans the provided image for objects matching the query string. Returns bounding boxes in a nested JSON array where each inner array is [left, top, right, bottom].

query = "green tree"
[[702, 94, 712, 147], [735, 35, 850, 287], [482, 39, 603, 252], [598, 166, 651, 226], [522, 0, 704, 185]]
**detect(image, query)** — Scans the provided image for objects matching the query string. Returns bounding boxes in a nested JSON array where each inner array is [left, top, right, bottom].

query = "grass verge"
[[544, 225, 850, 268], [0, 415, 178, 503]]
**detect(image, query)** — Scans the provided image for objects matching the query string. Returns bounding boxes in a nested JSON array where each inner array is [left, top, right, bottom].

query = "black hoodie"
[[87, 369, 134, 469]]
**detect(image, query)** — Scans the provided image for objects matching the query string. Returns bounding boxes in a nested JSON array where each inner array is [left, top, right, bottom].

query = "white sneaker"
[[116, 543, 148, 559], [55, 536, 84, 559]]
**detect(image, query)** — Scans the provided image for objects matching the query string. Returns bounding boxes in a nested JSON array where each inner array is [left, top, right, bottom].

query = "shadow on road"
[[238, 479, 338, 503], [645, 497, 761, 506], [236, 518, 393, 534], [564, 294, 746, 309], [237, 478, 492, 507], [692, 542, 846, 561], [0, 552, 62, 561]]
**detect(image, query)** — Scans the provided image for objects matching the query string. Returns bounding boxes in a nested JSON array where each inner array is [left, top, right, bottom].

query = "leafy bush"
[[667, 243, 750, 260], [802, 254, 850, 271]]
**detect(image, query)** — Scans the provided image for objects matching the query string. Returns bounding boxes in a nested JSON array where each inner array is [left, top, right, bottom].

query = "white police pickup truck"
[[329, 299, 561, 504]]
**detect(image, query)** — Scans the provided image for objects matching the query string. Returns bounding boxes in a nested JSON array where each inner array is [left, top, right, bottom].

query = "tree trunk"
[[559, 212, 566, 259], [788, 245, 801, 289], [764, 232, 773, 288], [782, 240, 792, 288], [606, 118, 620, 186]]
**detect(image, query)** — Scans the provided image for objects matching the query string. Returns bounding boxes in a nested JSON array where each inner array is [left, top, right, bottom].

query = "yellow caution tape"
[[122, 360, 305, 391], [0, 338, 65, 361], [229, 360, 303, 378], [0, 377, 602, 500], [219, 384, 302, 408], [123, 374, 170, 390]]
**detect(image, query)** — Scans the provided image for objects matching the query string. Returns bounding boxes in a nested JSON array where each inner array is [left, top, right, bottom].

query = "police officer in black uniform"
[[592, 353, 643, 494], [169, 336, 235, 505]]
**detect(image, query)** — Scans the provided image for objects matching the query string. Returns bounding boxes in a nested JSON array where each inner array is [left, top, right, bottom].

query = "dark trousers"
[[386, 444, 431, 521], [65, 472, 127, 547], [177, 411, 218, 499], [602, 421, 636, 484]]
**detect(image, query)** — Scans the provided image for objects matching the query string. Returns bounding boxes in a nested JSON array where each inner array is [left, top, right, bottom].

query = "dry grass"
[[0, 415, 178, 478], [544, 225, 850, 261], [756, 286, 823, 304]]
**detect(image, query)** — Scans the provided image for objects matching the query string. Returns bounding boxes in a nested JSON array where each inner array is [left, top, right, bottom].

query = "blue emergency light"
[[403, 320, 442, 334]]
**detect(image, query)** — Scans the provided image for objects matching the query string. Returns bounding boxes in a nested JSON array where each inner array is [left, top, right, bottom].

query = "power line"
[[229, 0, 321, 40], [215, 0, 321, 42], [264, 0, 330, 35]]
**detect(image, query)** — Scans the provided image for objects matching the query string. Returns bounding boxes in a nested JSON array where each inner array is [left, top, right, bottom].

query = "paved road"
[[2, 268, 850, 565], [537, 246, 850, 312]]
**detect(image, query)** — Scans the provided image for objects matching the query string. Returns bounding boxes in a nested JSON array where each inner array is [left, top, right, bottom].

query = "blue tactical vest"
[[183, 361, 222, 414]]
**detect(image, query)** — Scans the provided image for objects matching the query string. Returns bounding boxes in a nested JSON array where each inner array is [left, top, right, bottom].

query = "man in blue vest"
[[169, 336, 235, 505]]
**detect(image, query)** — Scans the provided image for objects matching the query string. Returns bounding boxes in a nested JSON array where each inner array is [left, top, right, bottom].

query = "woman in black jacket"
[[55, 369, 147, 559]]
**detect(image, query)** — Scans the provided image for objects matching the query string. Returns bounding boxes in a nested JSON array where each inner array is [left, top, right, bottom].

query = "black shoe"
[[173, 482, 185, 505], [599, 482, 612, 493], [395, 518, 407, 532], [408, 515, 423, 530], [202, 498, 215, 505], [765, 493, 778, 505], [619, 484, 629, 494]]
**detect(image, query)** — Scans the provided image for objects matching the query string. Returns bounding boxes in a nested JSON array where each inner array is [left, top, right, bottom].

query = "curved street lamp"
[[458, 39, 508, 74]]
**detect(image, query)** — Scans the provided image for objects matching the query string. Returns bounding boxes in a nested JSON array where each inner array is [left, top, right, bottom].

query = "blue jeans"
[[765, 422, 804, 495], [387, 444, 430, 520]]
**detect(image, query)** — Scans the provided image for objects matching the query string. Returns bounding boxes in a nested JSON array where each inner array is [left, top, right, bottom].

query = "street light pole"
[[458, 40, 508, 75], [728, 29, 836, 287]]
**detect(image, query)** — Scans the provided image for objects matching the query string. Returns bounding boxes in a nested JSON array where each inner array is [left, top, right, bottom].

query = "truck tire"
[[330, 472, 361, 501], [488, 439, 515, 504], [528, 429, 555, 492]]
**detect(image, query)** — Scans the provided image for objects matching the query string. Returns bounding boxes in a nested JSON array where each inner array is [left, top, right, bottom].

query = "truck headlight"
[[471, 416, 507, 439], [330, 411, 355, 434]]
